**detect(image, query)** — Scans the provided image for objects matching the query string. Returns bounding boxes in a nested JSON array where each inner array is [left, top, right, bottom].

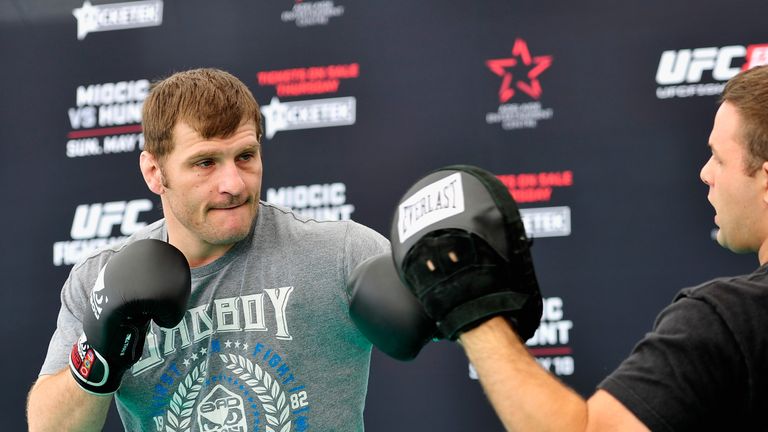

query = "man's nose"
[[700, 157, 713, 186], [218, 162, 246, 195]]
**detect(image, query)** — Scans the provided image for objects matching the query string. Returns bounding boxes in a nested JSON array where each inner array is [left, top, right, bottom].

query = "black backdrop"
[[2, 1, 765, 430]]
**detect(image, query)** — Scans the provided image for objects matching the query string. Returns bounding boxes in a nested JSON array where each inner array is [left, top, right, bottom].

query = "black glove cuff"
[[68, 334, 124, 395], [437, 291, 532, 340]]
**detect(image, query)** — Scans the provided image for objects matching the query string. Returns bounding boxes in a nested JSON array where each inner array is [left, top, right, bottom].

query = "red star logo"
[[486, 39, 553, 103]]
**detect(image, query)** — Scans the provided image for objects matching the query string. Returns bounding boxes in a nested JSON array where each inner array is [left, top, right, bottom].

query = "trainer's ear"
[[140, 151, 165, 195]]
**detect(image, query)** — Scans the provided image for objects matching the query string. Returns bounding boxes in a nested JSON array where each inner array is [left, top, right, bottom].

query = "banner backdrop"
[[2, 0, 765, 430]]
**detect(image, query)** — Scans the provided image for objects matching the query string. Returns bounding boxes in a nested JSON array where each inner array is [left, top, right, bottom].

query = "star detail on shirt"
[[200, 347, 208, 355], [242, 343, 249, 351], [225, 340, 233, 348], [486, 38, 553, 103]]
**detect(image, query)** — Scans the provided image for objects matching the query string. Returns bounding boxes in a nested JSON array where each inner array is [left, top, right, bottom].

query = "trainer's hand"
[[390, 165, 542, 341], [69, 239, 191, 394]]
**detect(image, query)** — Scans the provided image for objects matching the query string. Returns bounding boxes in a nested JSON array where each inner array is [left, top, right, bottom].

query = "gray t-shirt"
[[41, 202, 390, 432]]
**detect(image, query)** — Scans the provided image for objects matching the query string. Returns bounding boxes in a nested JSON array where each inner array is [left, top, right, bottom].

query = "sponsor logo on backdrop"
[[66, 79, 148, 158], [520, 207, 571, 238], [257, 63, 359, 138], [497, 170, 574, 238], [470, 297, 575, 379], [266, 182, 355, 221], [485, 38, 554, 130], [73, 0, 163, 40], [281, 0, 344, 27], [53, 199, 154, 266], [655, 43, 768, 99], [260, 97, 356, 139]]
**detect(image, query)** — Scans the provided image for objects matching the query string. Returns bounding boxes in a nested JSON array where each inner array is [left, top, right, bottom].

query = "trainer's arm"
[[27, 368, 111, 432], [460, 317, 649, 432]]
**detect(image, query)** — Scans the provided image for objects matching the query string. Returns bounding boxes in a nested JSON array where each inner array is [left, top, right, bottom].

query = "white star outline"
[[260, 97, 288, 139], [72, 1, 99, 40]]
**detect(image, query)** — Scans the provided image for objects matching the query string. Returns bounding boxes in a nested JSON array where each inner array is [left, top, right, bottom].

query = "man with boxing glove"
[[365, 66, 768, 430], [69, 239, 191, 395], [28, 68, 388, 431], [28, 239, 191, 431]]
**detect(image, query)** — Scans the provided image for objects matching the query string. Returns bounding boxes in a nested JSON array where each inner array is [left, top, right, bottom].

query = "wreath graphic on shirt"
[[165, 354, 291, 432]]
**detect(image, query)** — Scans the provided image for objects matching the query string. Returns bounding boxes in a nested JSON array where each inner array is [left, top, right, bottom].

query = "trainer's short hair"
[[721, 65, 768, 175]]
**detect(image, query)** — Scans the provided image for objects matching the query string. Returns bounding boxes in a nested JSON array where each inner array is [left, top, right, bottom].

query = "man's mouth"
[[210, 199, 248, 211]]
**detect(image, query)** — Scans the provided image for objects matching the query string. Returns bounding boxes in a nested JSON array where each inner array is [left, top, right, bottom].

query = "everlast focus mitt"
[[390, 165, 542, 341]]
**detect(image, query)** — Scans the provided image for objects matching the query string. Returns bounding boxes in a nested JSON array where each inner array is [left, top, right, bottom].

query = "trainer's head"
[[700, 65, 768, 260], [139, 68, 263, 265]]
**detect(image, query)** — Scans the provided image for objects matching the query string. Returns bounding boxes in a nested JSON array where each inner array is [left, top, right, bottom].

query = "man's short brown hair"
[[721, 65, 768, 175], [142, 68, 262, 160]]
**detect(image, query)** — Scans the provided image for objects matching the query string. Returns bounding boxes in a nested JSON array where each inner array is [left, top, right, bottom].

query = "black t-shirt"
[[598, 265, 768, 431]]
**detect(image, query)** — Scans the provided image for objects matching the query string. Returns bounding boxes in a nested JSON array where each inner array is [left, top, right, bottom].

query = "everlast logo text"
[[397, 173, 465, 243]]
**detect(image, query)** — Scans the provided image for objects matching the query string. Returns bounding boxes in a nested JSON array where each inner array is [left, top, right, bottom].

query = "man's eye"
[[196, 160, 214, 168], [239, 153, 254, 161]]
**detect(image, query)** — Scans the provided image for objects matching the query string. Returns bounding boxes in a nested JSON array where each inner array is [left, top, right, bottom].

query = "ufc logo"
[[655, 45, 746, 85], [70, 199, 152, 239]]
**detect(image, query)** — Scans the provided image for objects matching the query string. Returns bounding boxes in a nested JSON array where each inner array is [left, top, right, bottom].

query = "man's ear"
[[761, 160, 768, 205], [140, 151, 165, 195]]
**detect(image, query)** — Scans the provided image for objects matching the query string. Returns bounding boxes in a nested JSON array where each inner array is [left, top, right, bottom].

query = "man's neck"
[[182, 243, 236, 268], [164, 222, 238, 268]]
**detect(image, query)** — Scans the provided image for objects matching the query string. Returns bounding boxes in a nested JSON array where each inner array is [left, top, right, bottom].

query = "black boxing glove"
[[391, 165, 542, 341], [69, 239, 191, 394], [349, 253, 437, 361]]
